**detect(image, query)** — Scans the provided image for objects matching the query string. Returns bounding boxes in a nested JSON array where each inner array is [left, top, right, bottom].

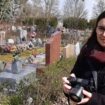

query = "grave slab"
[[0, 64, 36, 89]]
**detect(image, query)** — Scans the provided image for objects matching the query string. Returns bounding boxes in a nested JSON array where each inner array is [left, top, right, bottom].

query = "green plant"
[[0, 57, 76, 105], [10, 95, 23, 105], [63, 17, 88, 29], [34, 57, 76, 105]]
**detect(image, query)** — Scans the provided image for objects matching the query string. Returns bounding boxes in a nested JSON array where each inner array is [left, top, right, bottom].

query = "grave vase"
[[12, 60, 22, 74]]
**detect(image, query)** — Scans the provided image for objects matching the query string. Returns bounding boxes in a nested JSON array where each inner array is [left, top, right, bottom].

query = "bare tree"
[[92, 0, 105, 18], [17, 3, 33, 25], [42, 0, 59, 19], [31, 0, 43, 18], [63, 0, 87, 19], [22, 0, 59, 24]]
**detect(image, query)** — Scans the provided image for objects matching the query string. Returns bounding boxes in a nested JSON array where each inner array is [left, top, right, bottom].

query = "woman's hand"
[[62, 73, 75, 94], [77, 89, 92, 105], [62, 74, 92, 104], [62, 77, 71, 94]]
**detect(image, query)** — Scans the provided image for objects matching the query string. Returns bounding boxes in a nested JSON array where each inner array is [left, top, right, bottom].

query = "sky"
[[85, 0, 96, 19], [28, 0, 96, 20], [59, 0, 96, 19]]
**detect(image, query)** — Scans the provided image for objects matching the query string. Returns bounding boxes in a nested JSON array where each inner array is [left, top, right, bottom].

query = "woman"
[[62, 11, 105, 105]]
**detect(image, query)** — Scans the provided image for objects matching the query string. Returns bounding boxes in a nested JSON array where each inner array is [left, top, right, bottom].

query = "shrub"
[[34, 57, 76, 105], [63, 17, 88, 30]]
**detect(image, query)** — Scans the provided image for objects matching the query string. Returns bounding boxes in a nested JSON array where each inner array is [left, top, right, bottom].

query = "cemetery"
[[0, 22, 90, 105], [0, 30, 62, 89], [0, 23, 87, 103], [0, 0, 96, 104], [0, 18, 92, 105]]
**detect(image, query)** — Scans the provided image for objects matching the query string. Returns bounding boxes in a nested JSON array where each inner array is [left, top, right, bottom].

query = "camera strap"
[[67, 97, 71, 105], [87, 59, 97, 91], [64, 91, 71, 105]]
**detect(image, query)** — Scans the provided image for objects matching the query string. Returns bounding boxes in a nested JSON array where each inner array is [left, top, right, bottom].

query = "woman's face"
[[96, 18, 105, 47]]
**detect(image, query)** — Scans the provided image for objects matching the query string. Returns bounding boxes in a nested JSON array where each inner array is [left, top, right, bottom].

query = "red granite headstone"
[[45, 31, 61, 65]]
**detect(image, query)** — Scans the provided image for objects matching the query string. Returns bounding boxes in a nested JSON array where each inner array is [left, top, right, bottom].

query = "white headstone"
[[62, 44, 75, 58], [12, 25, 16, 32], [8, 39, 14, 44], [75, 42, 80, 56], [0, 31, 5, 45]]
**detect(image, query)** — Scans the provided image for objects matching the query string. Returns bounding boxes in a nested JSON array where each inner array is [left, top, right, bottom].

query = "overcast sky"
[[59, 0, 96, 19], [28, 0, 96, 20], [85, 0, 96, 19]]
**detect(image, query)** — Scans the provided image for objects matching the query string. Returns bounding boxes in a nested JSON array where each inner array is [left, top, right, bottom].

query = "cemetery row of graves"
[[0, 25, 44, 55], [0, 24, 91, 104]]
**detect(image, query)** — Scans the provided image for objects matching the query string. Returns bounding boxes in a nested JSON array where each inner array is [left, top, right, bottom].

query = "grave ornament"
[[11, 52, 22, 74]]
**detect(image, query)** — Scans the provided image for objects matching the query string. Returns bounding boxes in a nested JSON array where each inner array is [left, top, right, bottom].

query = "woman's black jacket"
[[71, 46, 105, 105]]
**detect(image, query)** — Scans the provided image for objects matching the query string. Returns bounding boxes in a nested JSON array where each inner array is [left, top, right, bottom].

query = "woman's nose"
[[102, 31, 105, 36]]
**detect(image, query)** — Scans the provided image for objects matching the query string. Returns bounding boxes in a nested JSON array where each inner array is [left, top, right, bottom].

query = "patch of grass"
[[0, 48, 45, 62]]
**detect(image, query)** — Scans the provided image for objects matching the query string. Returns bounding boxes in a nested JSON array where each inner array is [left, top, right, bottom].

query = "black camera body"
[[67, 76, 90, 102]]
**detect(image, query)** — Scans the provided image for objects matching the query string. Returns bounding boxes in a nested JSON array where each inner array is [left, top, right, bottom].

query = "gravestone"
[[75, 42, 80, 56], [62, 44, 75, 58], [62, 42, 81, 58], [0, 31, 5, 45], [16, 27, 27, 43], [0, 53, 36, 90], [0, 64, 36, 90], [45, 31, 61, 65]]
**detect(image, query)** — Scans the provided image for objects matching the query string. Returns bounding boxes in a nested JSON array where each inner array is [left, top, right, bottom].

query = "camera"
[[67, 76, 90, 102]]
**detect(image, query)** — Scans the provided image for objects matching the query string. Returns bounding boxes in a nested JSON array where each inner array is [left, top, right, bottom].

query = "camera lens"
[[71, 94, 79, 101], [69, 86, 83, 102]]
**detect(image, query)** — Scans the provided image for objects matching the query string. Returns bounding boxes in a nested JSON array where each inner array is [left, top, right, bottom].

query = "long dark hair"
[[82, 11, 105, 52]]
